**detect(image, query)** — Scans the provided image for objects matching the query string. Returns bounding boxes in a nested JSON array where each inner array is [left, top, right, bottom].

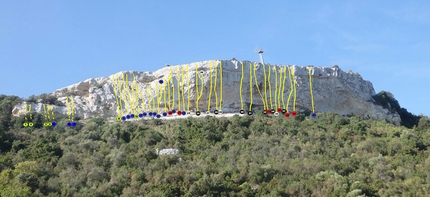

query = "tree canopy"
[[0, 95, 429, 196]]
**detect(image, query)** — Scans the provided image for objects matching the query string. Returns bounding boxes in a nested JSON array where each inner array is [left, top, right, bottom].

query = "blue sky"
[[1, 1, 429, 116]]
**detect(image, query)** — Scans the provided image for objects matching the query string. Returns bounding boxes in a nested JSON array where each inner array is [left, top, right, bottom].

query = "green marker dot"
[[29, 123, 34, 127], [48, 122, 52, 127], [23, 122, 28, 127]]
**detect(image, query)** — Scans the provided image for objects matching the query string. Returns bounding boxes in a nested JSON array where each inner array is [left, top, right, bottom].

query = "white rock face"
[[156, 148, 179, 156], [11, 59, 401, 125]]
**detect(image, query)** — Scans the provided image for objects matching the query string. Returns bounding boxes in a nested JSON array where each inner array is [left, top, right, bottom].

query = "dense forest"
[[1, 94, 430, 196]]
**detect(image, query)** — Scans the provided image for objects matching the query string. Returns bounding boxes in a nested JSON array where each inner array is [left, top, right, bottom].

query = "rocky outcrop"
[[12, 59, 401, 125]]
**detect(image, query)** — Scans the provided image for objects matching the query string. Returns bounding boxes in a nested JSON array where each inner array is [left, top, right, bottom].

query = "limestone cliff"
[[12, 59, 401, 125]]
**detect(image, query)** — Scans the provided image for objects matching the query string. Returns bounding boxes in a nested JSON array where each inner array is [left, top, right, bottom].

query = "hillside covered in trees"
[[1, 94, 430, 196]]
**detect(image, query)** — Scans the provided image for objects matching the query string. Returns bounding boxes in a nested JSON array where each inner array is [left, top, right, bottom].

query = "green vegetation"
[[26, 94, 65, 106], [0, 94, 429, 196]]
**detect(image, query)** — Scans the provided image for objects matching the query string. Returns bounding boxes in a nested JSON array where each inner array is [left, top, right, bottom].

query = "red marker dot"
[[168, 111, 172, 115], [266, 109, 271, 114], [277, 108, 282, 113], [285, 112, 290, 118], [177, 110, 182, 116], [292, 111, 297, 117]]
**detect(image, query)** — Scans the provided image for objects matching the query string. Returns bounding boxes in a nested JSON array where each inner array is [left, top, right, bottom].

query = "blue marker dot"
[[148, 112, 153, 116], [131, 114, 135, 118], [159, 79, 164, 84], [67, 122, 71, 127], [153, 112, 157, 116], [172, 109, 176, 114], [122, 116, 126, 121], [156, 114, 161, 118], [139, 113, 143, 118], [126, 115, 131, 119], [143, 112, 147, 117], [163, 112, 167, 116], [311, 113, 317, 118], [52, 121, 57, 127], [72, 122, 77, 127], [182, 111, 186, 116]]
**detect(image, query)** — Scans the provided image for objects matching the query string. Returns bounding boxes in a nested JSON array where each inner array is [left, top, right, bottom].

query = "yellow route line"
[[282, 67, 287, 109], [249, 62, 253, 111], [181, 66, 186, 111], [163, 78, 167, 112], [151, 86, 157, 112], [129, 73, 134, 114], [43, 104, 47, 121], [268, 65, 273, 110], [308, 67, 315, 113], [140, 86, 146, 112], [155, 79, 159, 113], [50, 106, 54, 121], [195, 63, 199, 111], [118, 75, 124, 117], [135, 79, 140, 113], [263, 63, 268, 109], [287, 67, 294, 112], [292, 67, 297, 112], [24, 103, 32, 121], [278, 66, 283, 109], [128, 74, 133, 114], [172, 68, 175, 110], [129, 74, 134, 114], [196, 63, 204, 111], [207, 61, 213, 112], [274, 66, 278, 109], [119, 73, 124, 115], [146, 85, 150, 112], [253, 62, 266, 109], [66, 97, 70, 120], [132, 72, 138, 115], [220, 61, 223, 111], [187, 65, 190, 111], [157, 82, 163, 113], [48, 105, 51, 120], [145, 86, 151, 112], [66, 97, 75, 121], [126, 74, 132, 114], [70, 98, 73, 121], [176, 66, 181, 111], [135, 79, 144, 113], [129, 72, 135, 114], [167, 68, 172, 110], [124, 73, 129, 114], [214, 61, 218, 110], [72, 97, 75, 121], [29, 104, 32, 121], [239, 61, 244, 110], [121, 73, 126, 115]]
